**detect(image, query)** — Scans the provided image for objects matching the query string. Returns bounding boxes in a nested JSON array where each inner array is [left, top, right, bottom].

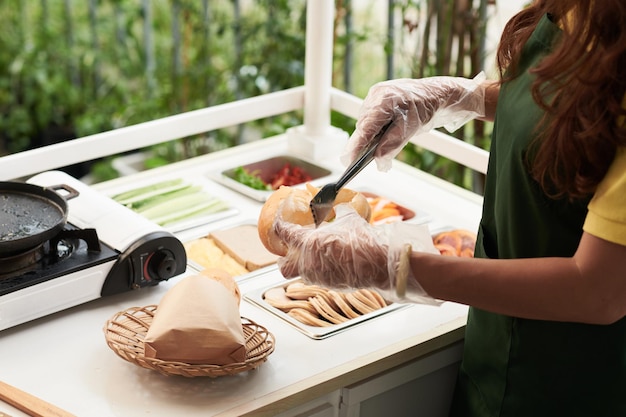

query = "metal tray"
[[213, 155, 332, 202], [244, 278, 408, 340]]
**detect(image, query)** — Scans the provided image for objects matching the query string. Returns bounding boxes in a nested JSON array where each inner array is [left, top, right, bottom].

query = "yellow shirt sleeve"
[[583, 147, 626, 245]]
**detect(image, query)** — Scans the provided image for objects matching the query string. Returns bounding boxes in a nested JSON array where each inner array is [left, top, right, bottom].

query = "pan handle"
[[46, 184, 80, 201]]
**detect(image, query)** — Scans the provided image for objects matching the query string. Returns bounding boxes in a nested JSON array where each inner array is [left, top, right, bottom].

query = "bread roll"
[[257, 183, 371, 256]]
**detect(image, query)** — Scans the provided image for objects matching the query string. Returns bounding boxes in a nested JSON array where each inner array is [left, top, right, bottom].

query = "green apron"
[[449, 14, 626, 417]]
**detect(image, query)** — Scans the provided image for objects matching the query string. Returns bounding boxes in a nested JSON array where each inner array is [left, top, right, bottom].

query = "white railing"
[[0, 86, 489, 181], [0, 87, 305, 181]]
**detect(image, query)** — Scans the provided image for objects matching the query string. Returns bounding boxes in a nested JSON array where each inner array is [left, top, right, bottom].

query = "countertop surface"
[[0, 136, 482, 417]]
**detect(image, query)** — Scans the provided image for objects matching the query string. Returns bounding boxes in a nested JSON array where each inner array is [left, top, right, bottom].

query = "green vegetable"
[[134, 185, 202, 212], [140, 193, 230, 226], [112, 179, 187, 206], [153, 200, 230, 226], [233, 166, 271, 190]]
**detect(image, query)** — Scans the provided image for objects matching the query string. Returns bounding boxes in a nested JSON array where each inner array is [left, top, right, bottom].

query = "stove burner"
[[50, 228, 101, 256], [0, 227, 105, 280], [0, 244, 44, 275]]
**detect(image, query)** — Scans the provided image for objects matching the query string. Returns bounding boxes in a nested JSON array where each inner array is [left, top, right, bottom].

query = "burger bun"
[[257, 184, 371, 256]]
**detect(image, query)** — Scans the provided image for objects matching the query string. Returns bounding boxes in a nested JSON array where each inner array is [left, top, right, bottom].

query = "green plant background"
[[0, 0, 495, 192]]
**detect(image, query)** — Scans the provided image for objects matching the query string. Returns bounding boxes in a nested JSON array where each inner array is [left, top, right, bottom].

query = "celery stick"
[[138, 192, 212, 219], [119, 184, 191, 208], [139, 192, 226, 222], [154, 200, 231, 226], [112, 179, 184, 202], [134, 185, 202, 212], [112, 179, 185, 205]]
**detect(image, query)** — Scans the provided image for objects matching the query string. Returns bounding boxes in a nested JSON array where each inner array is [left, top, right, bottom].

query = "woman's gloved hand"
[[274, 204, 441, 305], [342, 73, 486, 171]]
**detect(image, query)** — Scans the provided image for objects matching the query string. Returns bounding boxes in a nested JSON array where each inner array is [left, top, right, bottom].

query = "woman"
[[275, 1, 626, 416]]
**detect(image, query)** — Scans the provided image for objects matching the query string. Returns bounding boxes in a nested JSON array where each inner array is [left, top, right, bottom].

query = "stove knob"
[[149, 249, 177, 280]]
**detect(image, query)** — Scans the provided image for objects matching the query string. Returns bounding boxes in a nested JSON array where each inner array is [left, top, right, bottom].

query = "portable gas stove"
[[0, 171, 187, 331]]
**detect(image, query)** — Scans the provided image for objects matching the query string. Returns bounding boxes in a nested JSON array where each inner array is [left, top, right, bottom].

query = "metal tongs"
[[310, 122, 393, 227]]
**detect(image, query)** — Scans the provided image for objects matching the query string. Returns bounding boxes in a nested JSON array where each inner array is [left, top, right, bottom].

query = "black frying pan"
[[0, 182, 79, 257]]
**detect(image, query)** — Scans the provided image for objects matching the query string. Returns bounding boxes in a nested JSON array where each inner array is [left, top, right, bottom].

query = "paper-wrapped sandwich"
[[143, 268, 246, 365]]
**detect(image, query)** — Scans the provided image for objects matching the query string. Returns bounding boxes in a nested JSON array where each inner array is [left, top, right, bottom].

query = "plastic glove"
[[342, 72, 486, 172], [274, 204, 441, 305]]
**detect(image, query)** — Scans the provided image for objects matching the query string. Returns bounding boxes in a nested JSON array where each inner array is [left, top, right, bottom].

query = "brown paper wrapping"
[[144, 274, 246, 365]]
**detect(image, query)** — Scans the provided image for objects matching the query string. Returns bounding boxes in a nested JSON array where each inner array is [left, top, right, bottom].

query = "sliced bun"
[[257, 183, 371, 256]]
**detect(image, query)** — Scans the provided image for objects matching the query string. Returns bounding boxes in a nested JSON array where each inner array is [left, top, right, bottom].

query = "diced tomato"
[[270, 163, 313, 189]]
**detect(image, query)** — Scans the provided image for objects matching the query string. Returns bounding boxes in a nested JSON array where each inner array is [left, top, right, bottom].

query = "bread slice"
[[210, 224, 279, 271]]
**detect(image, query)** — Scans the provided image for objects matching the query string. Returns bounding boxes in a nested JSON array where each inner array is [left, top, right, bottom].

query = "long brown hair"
[[496, 0, 626, 199]]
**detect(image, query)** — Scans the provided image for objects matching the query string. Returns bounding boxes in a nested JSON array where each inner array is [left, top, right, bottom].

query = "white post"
[[288, 0, 349, 162], [303, 0, 333, 135]]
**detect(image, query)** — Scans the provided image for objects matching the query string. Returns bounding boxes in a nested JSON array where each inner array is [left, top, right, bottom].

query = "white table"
[[0, 136, 482, 417]]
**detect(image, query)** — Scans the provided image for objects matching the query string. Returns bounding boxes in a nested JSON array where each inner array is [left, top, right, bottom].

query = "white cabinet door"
[[276, 391, 341, 417], [339, 342, 463, 417]]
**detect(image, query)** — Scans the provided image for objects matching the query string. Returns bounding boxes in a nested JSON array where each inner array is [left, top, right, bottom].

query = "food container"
[[244, 277, 408, 340], [183, 222, 279, 280], [360, 191, 432, 225], [214, 155, 332, 201]]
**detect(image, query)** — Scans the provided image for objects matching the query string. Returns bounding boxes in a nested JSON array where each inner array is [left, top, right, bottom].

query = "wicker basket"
[[103, 305, 275, 377]]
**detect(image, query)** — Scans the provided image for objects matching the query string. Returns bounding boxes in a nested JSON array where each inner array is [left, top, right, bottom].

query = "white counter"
[[0, 136, 482, 417]]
